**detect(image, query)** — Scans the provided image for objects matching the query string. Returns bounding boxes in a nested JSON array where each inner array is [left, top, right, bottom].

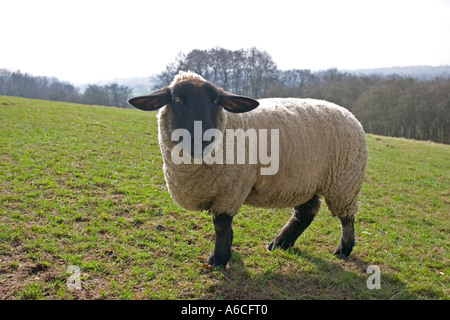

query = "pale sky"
[[1, 0, 449, 84]]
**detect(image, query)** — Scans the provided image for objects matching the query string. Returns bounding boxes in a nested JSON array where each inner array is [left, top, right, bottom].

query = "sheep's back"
[[238, 98, 368, 209]]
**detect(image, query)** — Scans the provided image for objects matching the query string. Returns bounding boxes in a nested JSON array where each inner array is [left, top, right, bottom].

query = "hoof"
[[267, 237, 293, 251], [208, 252, 230, 269], [333, 246, 351, 260]]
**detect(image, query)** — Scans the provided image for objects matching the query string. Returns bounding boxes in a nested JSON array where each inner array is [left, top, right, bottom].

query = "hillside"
[[78, 76, 156, 97], [0, 96, 449, 300], [344, 65, 450, 78]]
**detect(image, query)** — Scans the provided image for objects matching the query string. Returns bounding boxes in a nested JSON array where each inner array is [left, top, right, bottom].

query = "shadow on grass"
[[203, 249, 420, 300]]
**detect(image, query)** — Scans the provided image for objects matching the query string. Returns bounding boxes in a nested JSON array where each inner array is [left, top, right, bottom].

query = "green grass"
[[0, 95, 449, 300]]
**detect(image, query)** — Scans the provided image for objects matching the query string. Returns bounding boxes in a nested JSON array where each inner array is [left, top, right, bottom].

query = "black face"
[[128, 76, 260, 158], [170, 79, 221, 133], [170, 80, 222, 157]]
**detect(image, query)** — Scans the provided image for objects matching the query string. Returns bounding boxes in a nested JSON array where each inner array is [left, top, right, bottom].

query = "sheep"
[[128, 71, 368, 268]]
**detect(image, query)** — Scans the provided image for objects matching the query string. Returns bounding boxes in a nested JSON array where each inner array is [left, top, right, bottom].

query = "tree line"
[[0, 69, 133, 108], [153, 47, 449, 144], [272, 68, 449, 144], [153, 47, 278, 99]]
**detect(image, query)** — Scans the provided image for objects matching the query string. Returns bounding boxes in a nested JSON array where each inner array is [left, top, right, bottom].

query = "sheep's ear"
[[128, 87, 172, 111], [219, 90, 259, 113]]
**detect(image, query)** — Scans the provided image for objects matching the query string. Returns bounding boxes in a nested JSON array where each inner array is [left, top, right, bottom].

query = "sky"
[[1, 0, 449, 84]]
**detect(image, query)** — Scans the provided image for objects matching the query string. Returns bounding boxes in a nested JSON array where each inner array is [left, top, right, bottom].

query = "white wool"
[[170, 70, 206, 86], [156, 72, 368, 218]]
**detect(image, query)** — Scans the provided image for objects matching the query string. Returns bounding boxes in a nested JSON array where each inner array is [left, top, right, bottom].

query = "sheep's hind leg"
[[208, 213, 234, 269], [333, 215, 355, 260], [268, 195, 321, 251]]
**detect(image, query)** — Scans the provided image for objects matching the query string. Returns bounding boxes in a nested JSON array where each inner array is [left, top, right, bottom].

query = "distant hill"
[[79, 76, 156, 96], [344, 65, 450, 79], [104, 76, 156, 96]]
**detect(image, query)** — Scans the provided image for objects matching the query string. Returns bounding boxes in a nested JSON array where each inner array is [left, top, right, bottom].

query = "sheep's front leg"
[[208, 213, 233, 269]]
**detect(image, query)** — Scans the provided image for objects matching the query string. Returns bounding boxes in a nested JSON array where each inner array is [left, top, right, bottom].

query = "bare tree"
[[83, 84, 110, 106], [106, 83, 133, 108], [244, 47, 277, 98], [152, 52, 186, 89], [182, 49, 210, 78]]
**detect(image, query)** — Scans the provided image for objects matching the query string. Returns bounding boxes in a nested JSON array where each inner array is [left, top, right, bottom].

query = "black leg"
[[208, 213, 233, 268], [268, 195, 321, 251], [333, 215, 355, 260]]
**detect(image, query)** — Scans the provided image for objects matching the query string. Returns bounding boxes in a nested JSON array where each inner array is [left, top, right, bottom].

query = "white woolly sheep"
[[128, 71, 368, 268]]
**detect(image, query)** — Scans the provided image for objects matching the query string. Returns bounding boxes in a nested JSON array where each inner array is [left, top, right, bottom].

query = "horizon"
[[2, 64, 450, 88]]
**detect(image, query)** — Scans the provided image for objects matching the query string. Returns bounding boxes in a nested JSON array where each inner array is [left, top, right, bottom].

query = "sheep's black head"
[[128, 77, 259, 158], [128, 78, 259, 116]]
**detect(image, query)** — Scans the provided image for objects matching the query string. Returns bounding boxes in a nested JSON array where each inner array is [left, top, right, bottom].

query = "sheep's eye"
[[171, 97, 184, 114]]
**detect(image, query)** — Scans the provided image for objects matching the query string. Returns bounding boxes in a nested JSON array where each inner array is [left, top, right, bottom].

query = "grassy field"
[[0, 95, 449, 300]]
